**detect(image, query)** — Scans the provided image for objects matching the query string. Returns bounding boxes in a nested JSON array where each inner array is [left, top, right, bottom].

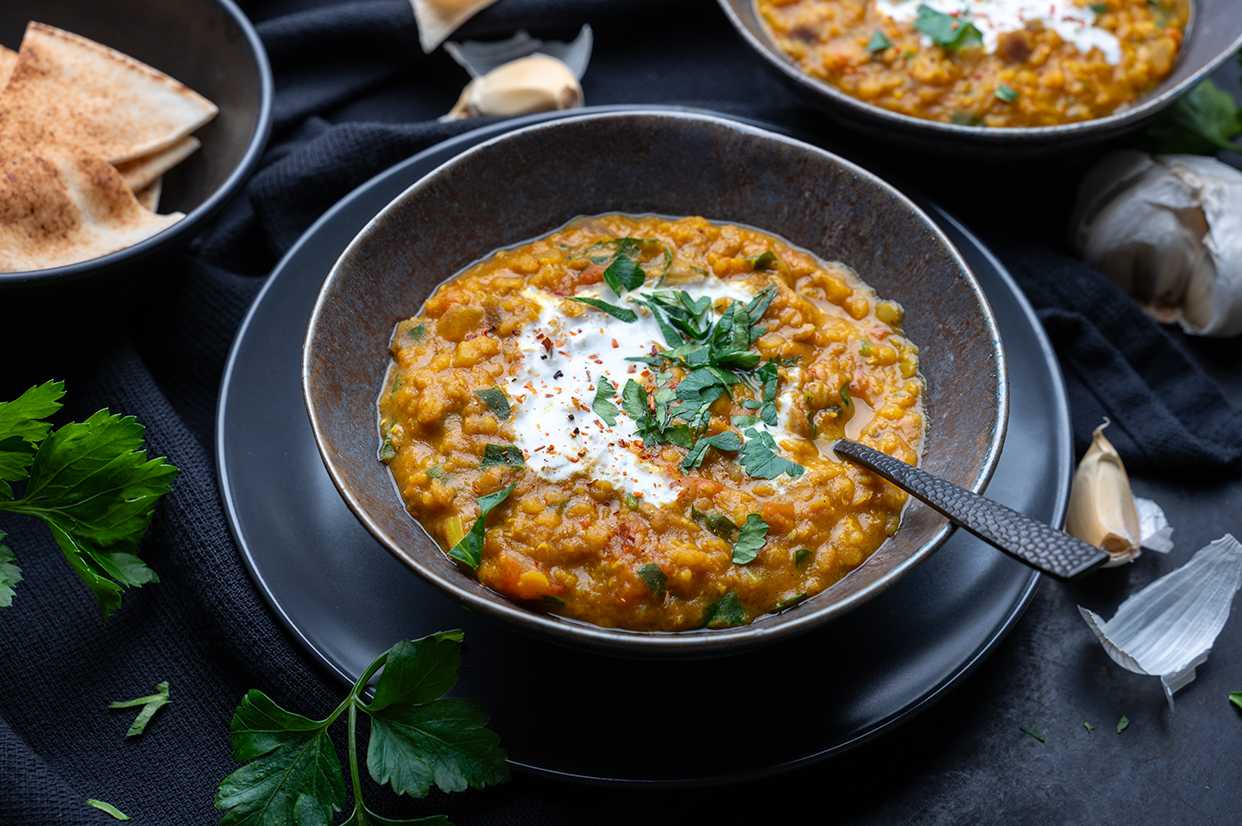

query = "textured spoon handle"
[[833, 439, 1108, 581]]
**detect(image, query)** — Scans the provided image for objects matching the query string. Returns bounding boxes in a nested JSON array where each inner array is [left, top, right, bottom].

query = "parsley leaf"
[[480, 444, 525, 469], [732, 514, 769, 564], [1137, 78, 1242, 154], [593, 376, 620, 426], [914, 5, 983, 51], [995, 84, 1019, 102], [1020, 726, 1045, 742], [681, 431, 744, 471], [0, 534, 19, 607], [86, 800, 130, 821], [739, 428, 805, 480], [0, 383, 177, 621], [602, 253, 646, 295], [1230, 691, 1242, 710], [703, 591, 746, 628], [407, 323, 427, 342], [447, 483, 517, 569], [1116, 715, 1130, 733], [794, 547, 813, 566], [691, 507, 738, 540], [474, 387, 511, 419], [867, 30, 893, 53], [568, 296, 638, 323], [217, 632, 506, 826], [1084, 722, 1096, 733], [636, 563, 667, 599], [109, 681, 171, 737]]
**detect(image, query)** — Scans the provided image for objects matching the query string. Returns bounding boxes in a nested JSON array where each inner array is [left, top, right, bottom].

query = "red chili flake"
[[611, 338, 619, 349], [568, 456, 579, 463]]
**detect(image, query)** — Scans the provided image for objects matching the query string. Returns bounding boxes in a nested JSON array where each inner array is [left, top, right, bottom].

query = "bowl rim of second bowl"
[[302, 107, 1009, 658], [0, 0, 274, 289], [717, 0, 1242, 145]]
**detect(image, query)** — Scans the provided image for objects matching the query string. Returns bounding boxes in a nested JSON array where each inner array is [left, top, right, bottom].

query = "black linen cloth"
[[2, 1, 1240, 824]]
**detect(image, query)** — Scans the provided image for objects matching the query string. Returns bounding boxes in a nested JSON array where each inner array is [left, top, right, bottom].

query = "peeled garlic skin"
[[445, 55, 583, 120], [1065, 422, 1141, 567], [1073, 152, 1242, 338]]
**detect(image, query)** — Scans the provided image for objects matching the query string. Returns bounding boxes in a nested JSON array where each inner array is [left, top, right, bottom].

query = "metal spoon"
[[833, 439, 1108, 580]]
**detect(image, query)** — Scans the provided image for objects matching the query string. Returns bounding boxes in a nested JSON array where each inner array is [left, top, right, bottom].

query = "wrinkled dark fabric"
[[2, 1, 1239, 824]]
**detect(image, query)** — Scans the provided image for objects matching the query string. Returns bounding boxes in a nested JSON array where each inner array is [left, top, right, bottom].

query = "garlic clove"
[[442, 55, 583, 121], [1064, 421, 1142, 566]]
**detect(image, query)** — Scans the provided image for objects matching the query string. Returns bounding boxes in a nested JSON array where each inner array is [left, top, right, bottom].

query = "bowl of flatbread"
[[0, 0, 272, 286]]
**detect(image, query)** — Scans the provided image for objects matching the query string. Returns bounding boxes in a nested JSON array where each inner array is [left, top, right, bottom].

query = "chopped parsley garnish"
[[692, 507, 738, 540], [426, 465, 452, 484], [1021, 726, 1045, 742], [732, 514, 769, 564], [480, 444, 525, 468], [447, 482, 517, 568], [1084, 722, 1096, 733], [568, 296, 638, 323], [215, 632, 508, 825], [1230, 691, 1242, 710], [602, 253, 647, 295], [1089, 2, 1108, 12], [950, 110, 984, 126], [703, 591, 746, 628], [1116, 715, 1130, 733], [867, 30, 893, 53], [769, 592, 807, 612], [593, 376, 620, 426], [636, 563, 667, 599], [739, 428, 805, 480], [475, 387, 511, 419], [378, 423, 397, 463], [914, 5, 984, 51], [995, 84, 1019, 102], [110, 681, 171, 737], [87, 800, 130, 821], [407, 323, 426, 341], [744, 250, 780, 271], [794, 547, 813, 566], [681, 430, 744, 471]]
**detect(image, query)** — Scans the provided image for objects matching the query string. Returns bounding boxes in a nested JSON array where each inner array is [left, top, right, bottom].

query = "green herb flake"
[[542, 594, 565, 606], [794, 547, 813, 567], [602, 252, 647, 295], [739, 428, 805, 480], [914, 5, 984, 51], [703, 591, 746, 629], [0, 382, 177, 622], [744, 250, 780, 271], [593, 376, 620, 427], [474, 387, 511, 419], [1084, 722, 1096, 733], [447, 482, 517, 569], [867, 29, 893, 53], [1117, 715, 1130, 733], [623, 490, 640, 511], [568, 296, 638, 323], [87, 800, 130, 821], [770, 592, 807, 613], [1089, 2, 1108, 13], [681, 430, 744, 471], [215, 632, 507, 825], [1020, 725, 1045, 742], [950, 110, 984, 126], [636, 563, 667, 599], [407, 323, 427, 342], [995, 84, 1019, 102], [692, 507, 739, 540], [1230, 691, 1242, 710], [732, 514, 770, 565], [426, 465, 452, 484], [480, 444, 525, 469], [110, 681, 171, 737]]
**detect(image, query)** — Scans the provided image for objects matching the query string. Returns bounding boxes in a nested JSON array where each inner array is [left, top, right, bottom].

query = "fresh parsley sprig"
[[914, 5, 983, 52], [0, 381, 178, 621], [215, 631, 508, 826]]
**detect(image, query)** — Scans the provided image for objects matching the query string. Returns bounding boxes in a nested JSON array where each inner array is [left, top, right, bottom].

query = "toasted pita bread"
[[410, 0, 501, 53], [0, 22, 217, 164], [114, 136, 199, 193], [0, 45, 16, 89], [135, 178, 162, 213], [0, 126, 182, 272]]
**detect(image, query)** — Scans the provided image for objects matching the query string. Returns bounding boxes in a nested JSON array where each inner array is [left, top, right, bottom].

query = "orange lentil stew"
[[756, 0, 1189, 127], [378, 215, 925, 631]]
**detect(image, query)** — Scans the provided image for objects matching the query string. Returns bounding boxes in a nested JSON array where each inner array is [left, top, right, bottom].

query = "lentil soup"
[[378, 215, 925, 631], [756, 0, 1190, 128]]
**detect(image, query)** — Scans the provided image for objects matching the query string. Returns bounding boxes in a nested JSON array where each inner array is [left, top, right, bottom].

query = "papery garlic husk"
[[1079, 534, 1242, 709], [1065, 421, 1143, 566], [410, 0, 501, 53], [443, 55, 583, 121], [1073, 151, 1242, 338]]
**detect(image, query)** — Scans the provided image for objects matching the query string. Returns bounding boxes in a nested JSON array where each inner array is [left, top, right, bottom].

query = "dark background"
[[2, 1, 1240, 824]]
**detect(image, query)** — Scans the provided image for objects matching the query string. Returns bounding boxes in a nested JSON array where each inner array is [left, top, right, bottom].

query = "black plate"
[[217, 107, 1070, 786]]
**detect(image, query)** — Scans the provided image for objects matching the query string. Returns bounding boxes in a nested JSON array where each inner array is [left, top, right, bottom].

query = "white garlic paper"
[[1079, 534, 1242, 708], [445, 26, 593, 79], [1073, 151, 1242, 337]]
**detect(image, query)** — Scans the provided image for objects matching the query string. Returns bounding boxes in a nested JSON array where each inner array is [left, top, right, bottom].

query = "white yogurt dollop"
[[506, 277, 796, 506], [873, 0, 1121, 65]]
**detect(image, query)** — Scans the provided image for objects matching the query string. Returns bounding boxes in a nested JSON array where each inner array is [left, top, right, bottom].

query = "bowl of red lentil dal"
[[302, 110, 1007, 659], [718, 0, 1242, 153]]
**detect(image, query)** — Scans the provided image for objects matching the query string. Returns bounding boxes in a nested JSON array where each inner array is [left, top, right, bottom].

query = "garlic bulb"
[[1065, 421, 1142, 566], [1072, 151, 1242, 337], [443, 55, 583, 120]]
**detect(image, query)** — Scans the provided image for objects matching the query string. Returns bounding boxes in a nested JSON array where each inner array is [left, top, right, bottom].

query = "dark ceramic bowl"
[[718, 0, 1242, 156], [303, 110, 1008, 659], [0, 0, 272, 288]]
